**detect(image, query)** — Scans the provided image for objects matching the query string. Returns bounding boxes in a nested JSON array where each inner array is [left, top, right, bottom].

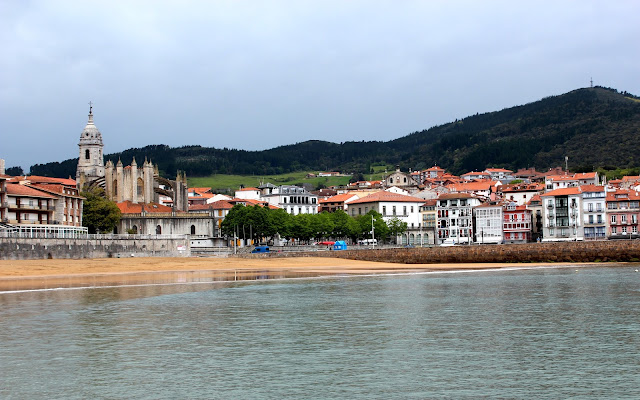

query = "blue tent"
[[333, 241, 347, 250]]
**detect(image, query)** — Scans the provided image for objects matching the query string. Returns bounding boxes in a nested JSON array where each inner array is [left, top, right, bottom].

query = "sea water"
[[1, 265, 639, 399]]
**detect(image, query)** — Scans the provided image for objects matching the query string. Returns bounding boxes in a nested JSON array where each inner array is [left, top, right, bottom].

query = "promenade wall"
[[0, 237, 191, 260], [238, 241, 640, 264]]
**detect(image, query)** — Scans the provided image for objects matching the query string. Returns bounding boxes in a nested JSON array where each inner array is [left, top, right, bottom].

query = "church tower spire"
[[76, 102, 105, 188]]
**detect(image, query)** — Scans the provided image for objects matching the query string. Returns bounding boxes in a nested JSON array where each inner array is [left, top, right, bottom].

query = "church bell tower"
[[76, 102, 105, 188]]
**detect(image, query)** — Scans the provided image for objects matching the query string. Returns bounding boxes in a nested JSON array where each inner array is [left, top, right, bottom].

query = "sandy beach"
[[0, 256, 588, 291]]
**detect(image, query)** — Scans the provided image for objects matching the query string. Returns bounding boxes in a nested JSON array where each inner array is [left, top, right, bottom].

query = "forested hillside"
[[29, 86, 640, 178]]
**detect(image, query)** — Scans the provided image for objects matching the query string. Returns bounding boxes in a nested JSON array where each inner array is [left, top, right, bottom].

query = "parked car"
[[251, 246, 270, 253]]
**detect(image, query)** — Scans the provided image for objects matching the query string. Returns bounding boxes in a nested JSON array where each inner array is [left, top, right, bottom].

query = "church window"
[[85, 149, 90, 160], [390, 178, 393, 184], [190, 225, 196, 235], [156, 225, 162, 234]]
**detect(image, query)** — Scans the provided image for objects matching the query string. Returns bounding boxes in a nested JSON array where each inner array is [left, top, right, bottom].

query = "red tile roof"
[[25, 175, 77, 186], [6, 183, 57, 198], [319, 193, 359, 204], [348, 191, 425, 205], [437, 193, 475, 200], [236, 187, 260, 192], [540, 187, 582, 197], [606, 189, 640, 202]]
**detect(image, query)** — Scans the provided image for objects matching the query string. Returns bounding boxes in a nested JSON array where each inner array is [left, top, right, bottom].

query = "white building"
[[581, 185, 607, 240], [541, 187, 583, 242], [347, 190, 425, 244], [234, 187, 261, 200], [485, 168, 514, 182], [436, 193, 482, 245], [473, 203, 503, 244], [261, 185, 318, 215]]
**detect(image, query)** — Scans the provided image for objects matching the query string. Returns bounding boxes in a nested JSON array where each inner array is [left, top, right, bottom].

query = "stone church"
[[76, 105, 188, 211]]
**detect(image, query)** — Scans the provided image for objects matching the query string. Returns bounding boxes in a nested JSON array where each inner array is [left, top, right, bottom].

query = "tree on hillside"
[[81, 187, 121, 234]]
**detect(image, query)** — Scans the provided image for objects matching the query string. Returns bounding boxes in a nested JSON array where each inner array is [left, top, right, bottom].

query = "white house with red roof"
[[234, 187, 262, 200], [540, 187, 583, 241], [545, 172, 600, 191], [446, 180, 496, 201], [498, 182, 545, 206], [485, 168, 514, 182], [436, 193, 482, 245], [347, 190, 426, 244], [461, 171, 491, 181], [319, 193, 359, 213]]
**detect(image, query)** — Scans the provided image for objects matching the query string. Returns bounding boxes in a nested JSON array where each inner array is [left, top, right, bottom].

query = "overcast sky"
[[1, 1, 639, 171]]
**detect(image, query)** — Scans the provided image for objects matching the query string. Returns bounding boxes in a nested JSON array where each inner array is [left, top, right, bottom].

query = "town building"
[[545, 172, 600, 191], [541, 187, 583, 242], [446, 180, 496, 201], [485, 168, 514, 182], [261, 185, 319, 215], [347, 191, 425, 245], [319, 193, 359, 213], [384, 166, 420, 190], [473, 203, 503, 244], [581, 185, 607, 240], [436, 193, 482, 245], [526, 194, 544, 241], [503, 202, 532, 243], [605, 189, 640, 240], [461, 171, 491, 181], [234, 187, 262, 201], [498, 182, 545, 206], [418, 199, 437, 245], [0, 174, 7, 225]]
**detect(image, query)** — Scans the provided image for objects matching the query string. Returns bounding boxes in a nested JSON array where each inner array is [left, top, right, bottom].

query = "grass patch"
[[188, 171, 352, 192]]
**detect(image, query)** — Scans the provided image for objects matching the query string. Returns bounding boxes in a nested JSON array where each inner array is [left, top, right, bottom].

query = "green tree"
[[356, 211, 388, 242], [81, 187, 121, 234], [387, 217, 408, 244]]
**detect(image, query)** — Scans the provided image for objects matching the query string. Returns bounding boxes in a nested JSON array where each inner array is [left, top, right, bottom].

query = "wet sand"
[[0, 256, 588, 291]]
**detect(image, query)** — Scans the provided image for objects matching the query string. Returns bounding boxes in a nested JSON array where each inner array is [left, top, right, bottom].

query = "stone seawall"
[[0, 237, 191, 260], [238, 241, 640, 264]]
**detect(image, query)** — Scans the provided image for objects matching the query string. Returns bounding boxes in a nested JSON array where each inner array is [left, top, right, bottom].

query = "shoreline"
[[0, 256, 624, 292]]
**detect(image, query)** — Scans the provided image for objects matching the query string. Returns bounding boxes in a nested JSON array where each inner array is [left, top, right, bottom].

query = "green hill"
[[29, 86, 640, 179]]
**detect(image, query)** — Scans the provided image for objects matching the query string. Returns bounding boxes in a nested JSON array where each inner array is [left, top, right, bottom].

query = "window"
[[85, 149, 90, 160], [588, 215, 593, 224], [622, 226, 627, 233], [190, 225, 196, 235], [156, 225, 162, 234], [622, 215, 627, 223], [393, 206, 396, 215], [611, 215, 617, 223], [383, 206, 386, 215], [403, 206, 407, 215], [588, 203, 593, 212]]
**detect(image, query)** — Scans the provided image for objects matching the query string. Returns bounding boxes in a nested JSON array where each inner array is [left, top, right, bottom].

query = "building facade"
[[541, 188, 583, 242], [606, 189, 640, 239], [436, 193, 481, 244]]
